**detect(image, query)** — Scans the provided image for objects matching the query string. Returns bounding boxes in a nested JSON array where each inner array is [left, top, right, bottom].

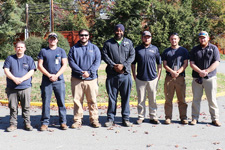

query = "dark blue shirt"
[[3, 54, 36, 89], [68, 41, 101, 80], [38, 47, 67, 81], [132, 44, 161, 81], [190, 43, 220, 78], [162, 46, 189, 77]]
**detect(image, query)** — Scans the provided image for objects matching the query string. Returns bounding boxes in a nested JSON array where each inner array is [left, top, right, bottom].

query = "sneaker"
[[181, 119, 188, 125], [104, 121, 114, 127], [190, 119, 198, 125], [40, 124, 48, 131], [25, 124, 33, 131], [91, 122, 101, 128], [212, 120, 221, 127], [60, 124, 68, 130], [164, 118, 171, 124], [122, 120, 133, 127], [71, 122, 81, 129], [7, 125, 17, 132], [150, 119, 160, 124], [136, 119, 144, 125]]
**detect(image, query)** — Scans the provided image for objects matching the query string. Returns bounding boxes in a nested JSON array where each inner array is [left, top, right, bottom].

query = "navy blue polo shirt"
[[162, 46, 189, 77], [190, 43, 220, 78], [132, 44, 161, 81], [38, 47, 67, 81], [3, 54, 36, 89]]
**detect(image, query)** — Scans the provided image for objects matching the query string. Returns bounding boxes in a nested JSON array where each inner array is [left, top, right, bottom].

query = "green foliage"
[[145, 0, 209, 52], [25, 36, 45, 61], [0, 42, 15, 59], [54, 31, 70, 54], [0, 0, 25, 44]]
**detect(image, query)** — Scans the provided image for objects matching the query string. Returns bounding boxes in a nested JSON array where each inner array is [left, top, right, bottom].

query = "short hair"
[[170, 32, 179, 37], [16, 41, 26, 47], [79, 29, 89, 35]]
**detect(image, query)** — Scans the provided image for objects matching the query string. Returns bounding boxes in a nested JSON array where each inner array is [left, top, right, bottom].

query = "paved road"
[[0, 97, 225, 150]]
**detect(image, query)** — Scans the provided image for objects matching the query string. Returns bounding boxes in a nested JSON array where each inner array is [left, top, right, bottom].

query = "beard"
[[115, 34, 123, 40], [143, 41, 151, 47]]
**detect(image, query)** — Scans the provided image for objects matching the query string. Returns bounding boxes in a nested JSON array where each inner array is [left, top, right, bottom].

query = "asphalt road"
[[0, 97, 225, 150]]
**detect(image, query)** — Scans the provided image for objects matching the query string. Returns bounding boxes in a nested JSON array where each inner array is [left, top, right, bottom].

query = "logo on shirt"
[[149, 49, 155, 53], [89, 50, 94, 53], [123, 41, 129, 46]]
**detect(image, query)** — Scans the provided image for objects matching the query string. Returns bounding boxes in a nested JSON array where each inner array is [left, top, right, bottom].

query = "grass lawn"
[[0, 62, 225, 103]]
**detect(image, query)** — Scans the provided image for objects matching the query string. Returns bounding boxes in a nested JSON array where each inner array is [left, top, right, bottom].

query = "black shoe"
[[122, 120, 133, 127], [149, 119, 160, 124]]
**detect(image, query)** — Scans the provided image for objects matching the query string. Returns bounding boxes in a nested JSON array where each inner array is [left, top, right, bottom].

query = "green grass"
[[0, 64, 225, 103]]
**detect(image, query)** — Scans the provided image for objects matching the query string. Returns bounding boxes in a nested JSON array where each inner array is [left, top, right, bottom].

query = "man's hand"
[[114, 64, 124, 74], [49, 74, 59, 82], [13, 77, 23, 85], [82, 71, 90, 78], [199, 70, 208, 77], [170, 70, 179, 78]]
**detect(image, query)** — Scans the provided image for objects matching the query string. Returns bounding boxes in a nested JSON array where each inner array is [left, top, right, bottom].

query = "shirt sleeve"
[[122, 41, 135, 72], [87, 45, 101, 77], [68, 47, 83, 76], [3, 56, 11, 69], [102, 41, 116, 68], [213, 45, 220, 62]]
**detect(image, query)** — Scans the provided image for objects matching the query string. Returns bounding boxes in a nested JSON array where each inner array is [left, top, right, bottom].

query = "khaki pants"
[[71, 77, 99, 123], [164, 75, 187, 120], [136, 78, 158, 120], [192, 76, 219, 121]]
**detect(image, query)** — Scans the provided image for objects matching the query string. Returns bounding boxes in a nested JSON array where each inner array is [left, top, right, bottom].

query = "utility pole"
[[50, 0, 54, 32], [25, 3, 29, 40]]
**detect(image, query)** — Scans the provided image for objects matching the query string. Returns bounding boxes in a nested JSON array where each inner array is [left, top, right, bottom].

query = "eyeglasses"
[[79, 34, 89, 37]]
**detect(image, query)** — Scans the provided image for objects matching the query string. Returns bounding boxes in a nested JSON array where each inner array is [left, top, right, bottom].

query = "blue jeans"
[[40, 79, 67, 125], [106, 74, 132, 122]]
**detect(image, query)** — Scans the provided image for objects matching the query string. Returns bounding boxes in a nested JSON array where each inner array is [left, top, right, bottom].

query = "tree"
[[145, 0, 209, 52], [0, 0, 25, 58]]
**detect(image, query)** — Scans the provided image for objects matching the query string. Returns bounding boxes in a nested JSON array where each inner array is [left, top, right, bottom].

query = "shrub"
[[0, 42, 15, 59], [25, 36, 45, 61]]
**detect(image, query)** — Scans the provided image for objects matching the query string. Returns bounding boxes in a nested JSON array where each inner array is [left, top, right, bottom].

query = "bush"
[[0, 42, 14, 59], [25, 36, 45, 61]]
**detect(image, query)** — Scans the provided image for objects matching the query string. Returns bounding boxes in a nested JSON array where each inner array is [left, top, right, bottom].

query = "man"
[[162, 33, 189, 125], [190, 31, 221, 126], [102, 24, 135, 127], [38, 32, 68, 131], [131, 31, 162, 125], [68, 29, 101, 128], [3, 41, 36, 132]]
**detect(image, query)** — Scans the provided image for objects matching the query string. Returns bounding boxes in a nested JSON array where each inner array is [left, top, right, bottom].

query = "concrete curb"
[[1, 92, 225, 108]]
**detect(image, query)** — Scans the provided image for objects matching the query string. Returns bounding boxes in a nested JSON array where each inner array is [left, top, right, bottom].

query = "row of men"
[[3, 24, 221, 132]]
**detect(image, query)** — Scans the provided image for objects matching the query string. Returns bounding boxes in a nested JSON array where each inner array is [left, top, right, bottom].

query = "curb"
[[1, 92, 225, 108]]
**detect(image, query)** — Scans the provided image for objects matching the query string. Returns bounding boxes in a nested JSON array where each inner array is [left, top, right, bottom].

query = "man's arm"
[[51, 58, 68, 82], [157, 64, 162, 80], [190, 61, 207, 77], [177, 59, 188, 74], [102, 42, 116, 68], [163, 61, 179, 78], [122, 43, 135, 72], [86, 46, 101, 77], [131, 64, 136, 80], [38, 59, 52, 79], [4, 68, 34, 85], [68, 48, 83, 75]]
